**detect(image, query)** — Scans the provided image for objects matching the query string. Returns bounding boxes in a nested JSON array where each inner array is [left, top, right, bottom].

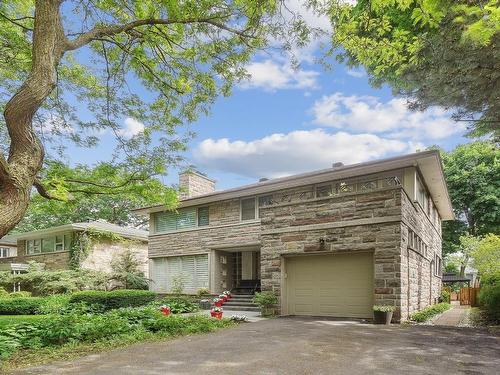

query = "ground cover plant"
[[409, 303, 451, 323]]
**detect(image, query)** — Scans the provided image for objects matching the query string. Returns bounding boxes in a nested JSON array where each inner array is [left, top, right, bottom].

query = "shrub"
[[252, 292, 278, 308], [0, 287, 9, 298], [69, 290, 156, 311], [9, 291, 32, 298], [439, 289, 451, 303], [373, 305, 396, 312], [36, 294, 72, 315], [479, 283, 500, 323], [410, 303, 451, 322], [109, 250, 149, 290], [155, 297, 199, 314], [0, 297, 44, 315], [143, 314, 231, 334], [196, 288, 211, 297]]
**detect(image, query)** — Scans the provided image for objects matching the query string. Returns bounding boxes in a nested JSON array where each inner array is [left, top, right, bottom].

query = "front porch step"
[[223, 305, 261, 312], [223, 301, 256, 307]]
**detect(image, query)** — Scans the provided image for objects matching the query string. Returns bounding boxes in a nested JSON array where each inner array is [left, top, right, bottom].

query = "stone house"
[[135, 151, 453, 321], [0, 236, 17, 259], [0, 221, 149, 277]]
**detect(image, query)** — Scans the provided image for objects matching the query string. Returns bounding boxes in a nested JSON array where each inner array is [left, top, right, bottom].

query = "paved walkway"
[[432, 303, 470, 326], [11, 317, 500, 375]]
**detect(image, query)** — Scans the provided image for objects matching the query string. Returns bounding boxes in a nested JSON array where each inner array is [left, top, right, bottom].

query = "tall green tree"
[[438, 141, 500, 257], [328, 0, 500, 137], [0, 1, 308, 237]]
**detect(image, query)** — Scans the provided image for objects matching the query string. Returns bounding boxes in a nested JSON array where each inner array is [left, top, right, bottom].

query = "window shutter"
[[195, 254, 209, 288], [154, 212, 177, 232], [181, 256, 196, 290], [197, 207, 209, 226], [177, 208, 196, 229], [151, 258, 168, 292]]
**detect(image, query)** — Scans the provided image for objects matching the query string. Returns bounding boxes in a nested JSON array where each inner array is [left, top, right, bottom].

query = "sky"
[[61, 1, 469, 192]]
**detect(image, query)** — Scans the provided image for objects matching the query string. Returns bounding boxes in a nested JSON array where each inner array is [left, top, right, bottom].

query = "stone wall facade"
[[0, 240, 71, 270]]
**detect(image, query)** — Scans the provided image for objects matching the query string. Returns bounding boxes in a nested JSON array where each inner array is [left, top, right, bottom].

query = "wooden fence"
[[459, 287, 480, 307]]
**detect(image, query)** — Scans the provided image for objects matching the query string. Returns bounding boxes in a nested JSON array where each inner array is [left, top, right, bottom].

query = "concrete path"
[[432, 304, 470, 327], [11, 317, 500, 375]]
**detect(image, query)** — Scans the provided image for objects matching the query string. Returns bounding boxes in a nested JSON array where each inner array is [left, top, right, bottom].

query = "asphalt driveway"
[[12, 317, 500, 375]]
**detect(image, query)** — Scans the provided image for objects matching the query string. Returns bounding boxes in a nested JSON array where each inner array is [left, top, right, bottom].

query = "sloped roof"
[[13, 220, 148, 242], [0, 235, 17, 246], [134, 150, 454, 220]]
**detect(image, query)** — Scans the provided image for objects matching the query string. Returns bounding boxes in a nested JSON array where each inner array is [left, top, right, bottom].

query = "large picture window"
[[26, 233, 71, 255], [154, 207, 208, 233]]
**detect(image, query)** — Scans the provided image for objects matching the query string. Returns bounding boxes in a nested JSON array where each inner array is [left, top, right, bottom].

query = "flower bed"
[[409, 303, 451, 322]]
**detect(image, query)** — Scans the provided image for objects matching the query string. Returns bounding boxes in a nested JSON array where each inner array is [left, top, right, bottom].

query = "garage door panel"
[[286, 253, 373, 318]]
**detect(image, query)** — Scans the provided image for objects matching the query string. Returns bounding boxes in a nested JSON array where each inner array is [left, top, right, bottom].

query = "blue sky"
[[60, 1, 469, 192]]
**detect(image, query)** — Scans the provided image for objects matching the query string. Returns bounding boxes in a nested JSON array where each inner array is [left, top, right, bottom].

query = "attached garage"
[[285, 252, 374, 318]]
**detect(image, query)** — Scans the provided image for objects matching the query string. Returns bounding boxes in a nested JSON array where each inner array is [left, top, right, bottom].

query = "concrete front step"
[[224, 302, 256, 307], [223, 306, 261, 312]]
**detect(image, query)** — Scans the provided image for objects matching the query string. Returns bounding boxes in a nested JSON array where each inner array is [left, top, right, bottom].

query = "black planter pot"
[[373, 310, 393, 325]]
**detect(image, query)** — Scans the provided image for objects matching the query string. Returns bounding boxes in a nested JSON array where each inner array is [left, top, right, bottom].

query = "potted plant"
[[373, 305, 395, 324], [219, 294, 228, 303], [160, 305, 171, 316], [210, 306, 223, 319], [253, 292, 279, 317], [213, 297, 223, 307]]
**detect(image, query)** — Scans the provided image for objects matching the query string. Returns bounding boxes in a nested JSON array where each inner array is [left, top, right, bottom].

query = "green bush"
[[69, 290, 156, 311], [252, 292, 278, 308], [9, 291, 32, 298], [440, 289, 451, 303], [0, 297, 44, 315], [155, 297, 199, 314], [36, 294, 72, 315], [373, 305, 396, 312], [479, 283, 500, 323], [0, 287, 9, 298], [410, 303, 451, 322]]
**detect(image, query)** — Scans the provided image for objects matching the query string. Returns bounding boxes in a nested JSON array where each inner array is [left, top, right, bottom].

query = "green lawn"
[[0, 315, 46, 329]]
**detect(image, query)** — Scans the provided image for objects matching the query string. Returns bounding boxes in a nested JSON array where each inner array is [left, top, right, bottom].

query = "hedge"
[[409, 302, 451, 322], [0, 297, 44, 315], [69, 290, 156, 310], [479, 283, 500, 323]]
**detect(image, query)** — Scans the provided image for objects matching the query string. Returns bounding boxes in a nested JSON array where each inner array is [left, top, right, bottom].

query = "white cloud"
[[346, 69, 366, 78], [193, 129, 413, 179], [241, 60, 319, 91], [118, 117, 145, 139], [311, 93, 465, 140]]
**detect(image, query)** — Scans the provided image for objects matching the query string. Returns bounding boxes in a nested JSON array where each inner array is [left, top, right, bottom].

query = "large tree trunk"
[[0, 0, 66, 237]]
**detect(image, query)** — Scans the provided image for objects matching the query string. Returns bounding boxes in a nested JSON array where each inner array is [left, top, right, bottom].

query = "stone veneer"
[[0, 234, 149, 276], [178, 171, 215, 199], [149, 168, 443, 322]]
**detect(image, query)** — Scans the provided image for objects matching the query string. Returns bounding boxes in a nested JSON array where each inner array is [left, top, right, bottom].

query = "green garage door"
[[286, 252, 373, 318]]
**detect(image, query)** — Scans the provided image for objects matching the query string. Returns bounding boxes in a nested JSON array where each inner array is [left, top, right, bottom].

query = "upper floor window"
[[0, 247, 11, 258], [197, 207, 209, 226], [241, 197, 256, 221], [26, 233, 71, 255]]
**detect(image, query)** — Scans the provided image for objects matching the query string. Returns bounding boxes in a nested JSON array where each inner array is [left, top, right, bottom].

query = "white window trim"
[[25, 233, 71, 255]]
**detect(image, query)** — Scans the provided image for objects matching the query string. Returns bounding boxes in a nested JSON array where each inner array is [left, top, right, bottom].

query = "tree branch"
[[0, 11, 33, 31], [33, 180, 65, 201], [65, 16, 253, 51]]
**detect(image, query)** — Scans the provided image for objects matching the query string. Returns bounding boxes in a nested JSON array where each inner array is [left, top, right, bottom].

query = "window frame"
[[197, 206, 210, 227], [26, 233, 70, 255], [0, 247, 10, 258], [240, 197, 257, 221]]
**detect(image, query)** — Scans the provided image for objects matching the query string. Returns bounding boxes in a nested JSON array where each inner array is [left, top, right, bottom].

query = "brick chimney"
[[179, 170, 215, 199]]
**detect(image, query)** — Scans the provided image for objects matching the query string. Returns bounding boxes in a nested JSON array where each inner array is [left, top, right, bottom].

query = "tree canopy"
[[0, 0, 309, 236], [328, 0, 500, 137], [437, 141, 500, 257]]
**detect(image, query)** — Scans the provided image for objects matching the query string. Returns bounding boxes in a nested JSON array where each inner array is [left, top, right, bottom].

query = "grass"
[[0, 315, 47, 329], [0, 316, 236, 372]]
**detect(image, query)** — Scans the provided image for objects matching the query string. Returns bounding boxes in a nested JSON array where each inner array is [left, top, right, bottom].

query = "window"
[[0, 247, 10, 258], [316, 184, 333, 198], [258, 195, 273, 207], [26, 234, 70, 255], [241, 197, 256, 221], [434, 255, 442, 277], [150, 254, 209, 293], [197, 207, 209, 226], [154, 208, 197, 232]]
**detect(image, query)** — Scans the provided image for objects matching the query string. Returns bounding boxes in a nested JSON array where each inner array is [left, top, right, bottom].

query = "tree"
[[0, 1, 307, 237], [472, 234, 500, 276], [432, 141, 500, 257], [328, 0, 500, 137]]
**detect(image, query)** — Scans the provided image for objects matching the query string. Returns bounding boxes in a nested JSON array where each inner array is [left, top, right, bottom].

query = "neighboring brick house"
[[0, 236, 17, 259], [0, 221, 149, 277], [135, 151, 453, 321]]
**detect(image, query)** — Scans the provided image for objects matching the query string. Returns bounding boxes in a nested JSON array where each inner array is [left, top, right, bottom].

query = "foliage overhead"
[[0, 0, 311, 236], [472, 234, 500, 276], [328, 0, 500, 137]]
